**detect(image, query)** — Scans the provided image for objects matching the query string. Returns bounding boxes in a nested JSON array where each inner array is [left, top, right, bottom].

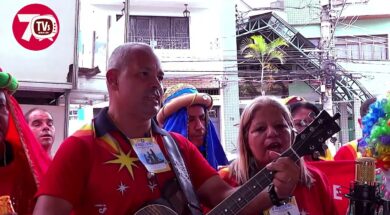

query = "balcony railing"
[[128, 36, 190, 49]]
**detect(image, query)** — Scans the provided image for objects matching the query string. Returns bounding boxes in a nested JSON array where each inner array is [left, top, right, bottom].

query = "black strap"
[[161, 131, 202, 215]]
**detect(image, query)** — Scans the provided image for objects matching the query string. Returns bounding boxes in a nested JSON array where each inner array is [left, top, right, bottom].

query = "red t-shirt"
[[219, 164, 338, 215], [0, 149, 37, 214], [334, 140, 359, 161], [37, 125, 216, 214]]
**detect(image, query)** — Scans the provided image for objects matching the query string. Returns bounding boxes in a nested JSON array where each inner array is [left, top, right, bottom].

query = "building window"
[[69, 109, 78, 120], [129, 16, 190, 49], [198, 88, 220, 95], [335, 35, 388, 61]]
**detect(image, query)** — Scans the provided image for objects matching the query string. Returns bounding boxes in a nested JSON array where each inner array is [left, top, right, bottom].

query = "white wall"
[[294, 18, 390, 98], [21, 104, 65, 157], [338, 0, 390, 18], [338, 61, 390, 96]]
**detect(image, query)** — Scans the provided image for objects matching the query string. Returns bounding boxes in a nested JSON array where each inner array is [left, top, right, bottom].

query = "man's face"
[[0, 91, 8, 143], [28, 110, 55, 152], [113, 48, 164, 120], [187, 105, 206, 147], [292, 107, 316, 133]]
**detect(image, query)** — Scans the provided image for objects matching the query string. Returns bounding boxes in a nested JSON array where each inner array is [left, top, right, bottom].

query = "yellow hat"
[[157, 83, 213, 125], [282, 96, 306, 105]]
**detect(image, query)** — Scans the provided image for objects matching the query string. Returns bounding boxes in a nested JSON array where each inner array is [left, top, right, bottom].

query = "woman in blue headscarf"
[[157, 84, 228, 170]]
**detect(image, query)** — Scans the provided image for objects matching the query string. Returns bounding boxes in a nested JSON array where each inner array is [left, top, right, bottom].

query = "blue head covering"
[[159, 84, 228, 169]]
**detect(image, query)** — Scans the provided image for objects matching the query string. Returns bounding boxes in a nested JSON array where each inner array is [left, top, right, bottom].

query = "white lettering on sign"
[[333, 185, 342, 200], [36, 20, 50, 32], [17, 14, 39, 41]]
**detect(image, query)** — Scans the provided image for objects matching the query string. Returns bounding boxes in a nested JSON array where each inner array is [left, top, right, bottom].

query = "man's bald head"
[[105, 42, 164, 120], [107, 43, 155, 73]]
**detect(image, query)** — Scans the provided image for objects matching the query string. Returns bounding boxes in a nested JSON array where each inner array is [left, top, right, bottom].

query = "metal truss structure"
[[236, 12, 373, 111]]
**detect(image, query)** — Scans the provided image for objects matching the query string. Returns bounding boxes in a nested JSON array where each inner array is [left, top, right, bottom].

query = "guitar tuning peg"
[[333, 113, 341, 120], [330, 137, 337, 143], [312, 151, 321, 160], [322, 144, 328, 150]]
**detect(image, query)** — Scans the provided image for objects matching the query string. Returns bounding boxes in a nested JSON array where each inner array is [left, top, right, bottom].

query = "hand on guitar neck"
[[266, 152, 300, 199]]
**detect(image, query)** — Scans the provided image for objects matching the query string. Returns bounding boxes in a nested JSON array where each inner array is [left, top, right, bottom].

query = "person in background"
[[219, 96, 337, 215], [25, 108, 55, 156], [334, 97, 377, 160], [156, 83, 228, 170], [0, 70, 50, 214], [33, 43, 300, 215], [284, 96, 333, 161]]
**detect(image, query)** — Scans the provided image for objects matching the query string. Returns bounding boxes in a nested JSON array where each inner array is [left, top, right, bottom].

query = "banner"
[[308, 160, 355, 215]]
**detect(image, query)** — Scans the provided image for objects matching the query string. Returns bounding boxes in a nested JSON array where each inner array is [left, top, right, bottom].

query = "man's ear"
[[106, 69, 119, 90]]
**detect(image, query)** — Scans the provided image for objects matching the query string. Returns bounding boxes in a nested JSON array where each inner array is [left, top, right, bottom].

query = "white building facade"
[[76, 0, 240, 153]]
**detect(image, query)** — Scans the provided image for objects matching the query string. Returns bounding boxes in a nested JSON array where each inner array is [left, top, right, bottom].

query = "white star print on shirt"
[[117, 181, 128, 196]]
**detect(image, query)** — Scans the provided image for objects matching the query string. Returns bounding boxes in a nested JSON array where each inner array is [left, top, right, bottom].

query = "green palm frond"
[[244, 44, 261, 55], [243, 49, 260, 60], [268, 37, 288, 53], [241, 35, 287, 66], [240, 35, 288, 95], [268, 51, 286, 64], [250, 35, 267, 54], [240, 38, 254, 54]]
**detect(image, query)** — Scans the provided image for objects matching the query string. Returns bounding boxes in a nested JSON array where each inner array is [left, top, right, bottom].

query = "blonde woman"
[[219, 96, 338, 215]]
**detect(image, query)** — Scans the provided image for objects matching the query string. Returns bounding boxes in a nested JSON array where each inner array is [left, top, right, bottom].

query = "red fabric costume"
[[308, 160, 355, 215], [219, 164, 338, 215], [0, 94, 51, 214], [334, 139, 360, 161], [37, 108, 216, 214]]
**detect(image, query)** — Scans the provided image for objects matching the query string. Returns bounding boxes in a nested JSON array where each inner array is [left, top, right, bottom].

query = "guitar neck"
[[208, 148, 300, 215]]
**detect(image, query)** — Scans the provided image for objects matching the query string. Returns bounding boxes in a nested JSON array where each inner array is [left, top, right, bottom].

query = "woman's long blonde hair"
[[229, 96, 313, 186]]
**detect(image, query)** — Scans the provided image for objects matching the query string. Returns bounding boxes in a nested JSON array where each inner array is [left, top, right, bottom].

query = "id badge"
[[264, 196, 300, 215], [130, 137, 171, 173]]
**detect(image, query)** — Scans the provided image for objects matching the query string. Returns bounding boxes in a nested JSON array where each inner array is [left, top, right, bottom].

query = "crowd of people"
[[0, 42, 384, 215]]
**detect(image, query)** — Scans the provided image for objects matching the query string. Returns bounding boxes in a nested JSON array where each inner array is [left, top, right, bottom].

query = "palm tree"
[[240, 35, 288, 95]]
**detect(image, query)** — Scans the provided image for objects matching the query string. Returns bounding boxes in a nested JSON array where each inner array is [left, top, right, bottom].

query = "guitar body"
[[135, 204, 178, 215]]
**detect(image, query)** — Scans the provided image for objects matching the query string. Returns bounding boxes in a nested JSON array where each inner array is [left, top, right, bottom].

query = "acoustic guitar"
[[135, 111, 341, 215]]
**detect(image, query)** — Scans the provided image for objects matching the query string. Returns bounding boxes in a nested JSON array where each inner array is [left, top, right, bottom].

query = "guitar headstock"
[[292, 110, 341, 158]]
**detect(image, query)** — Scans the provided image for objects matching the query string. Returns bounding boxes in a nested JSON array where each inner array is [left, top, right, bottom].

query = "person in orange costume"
[[0, 69, 50, 214]]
